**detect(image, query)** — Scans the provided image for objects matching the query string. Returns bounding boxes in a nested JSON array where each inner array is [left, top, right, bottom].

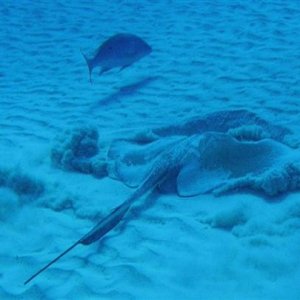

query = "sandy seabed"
[[1, 1, 300, 299]]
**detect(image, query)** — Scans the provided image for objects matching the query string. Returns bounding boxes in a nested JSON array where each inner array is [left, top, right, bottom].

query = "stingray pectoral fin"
[[115, 160, 148, 188], [177, 162, 231, 197], [107, 139, 156, 188]]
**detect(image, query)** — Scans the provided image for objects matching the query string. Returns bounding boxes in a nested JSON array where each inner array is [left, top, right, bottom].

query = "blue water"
[[1, 1, 300, 299]]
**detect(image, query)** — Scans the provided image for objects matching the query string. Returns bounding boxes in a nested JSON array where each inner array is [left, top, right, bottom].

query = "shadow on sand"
[[93, 76, 159, 107]]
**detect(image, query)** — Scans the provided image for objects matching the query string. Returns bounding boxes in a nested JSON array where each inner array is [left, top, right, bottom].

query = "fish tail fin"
[[80, 49, 93, 84]]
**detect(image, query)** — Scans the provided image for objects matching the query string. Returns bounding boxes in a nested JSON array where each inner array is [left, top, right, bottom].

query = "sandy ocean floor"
[[1, 1, 300, 299]]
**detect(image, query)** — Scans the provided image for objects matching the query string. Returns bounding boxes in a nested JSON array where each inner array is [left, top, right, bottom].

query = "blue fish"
[[81, 33, 152, 83]]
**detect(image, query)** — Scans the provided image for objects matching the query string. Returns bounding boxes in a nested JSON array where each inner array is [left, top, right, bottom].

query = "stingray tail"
[[80, 200, 131, 245], [80, 49, 93, 84], [24, 240, 80, 285], [24, 200, 131, 285]]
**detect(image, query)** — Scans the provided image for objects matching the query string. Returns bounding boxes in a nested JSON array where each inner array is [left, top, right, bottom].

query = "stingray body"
[[108, 110, 299, 197], [81, 33, 152, 82], [24, 136, 195, 285]]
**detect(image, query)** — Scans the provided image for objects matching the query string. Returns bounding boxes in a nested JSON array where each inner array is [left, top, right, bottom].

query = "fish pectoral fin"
[[99, 67, 110, 75], [119, 64, 132, 72]]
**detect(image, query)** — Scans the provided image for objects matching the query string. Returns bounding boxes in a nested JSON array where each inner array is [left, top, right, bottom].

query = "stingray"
[[24, 135, 197, 285], [107, 110, 299, 197], [108, 132, 300, 197], [106, 109, 291, 189], [24, 110, 298, 284], [81, 33, 152, 83]]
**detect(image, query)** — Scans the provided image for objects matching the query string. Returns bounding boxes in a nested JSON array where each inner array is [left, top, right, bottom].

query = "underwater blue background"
[[1, 1, 300, 299]]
